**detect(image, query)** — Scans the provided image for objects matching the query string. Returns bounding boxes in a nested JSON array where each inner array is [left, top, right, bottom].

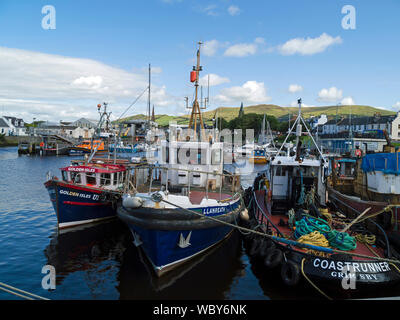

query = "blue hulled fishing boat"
[[117, 42, 244, 276]]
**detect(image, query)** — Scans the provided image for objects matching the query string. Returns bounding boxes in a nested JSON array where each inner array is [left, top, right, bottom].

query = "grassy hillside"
[[117, 104, 396, 126]]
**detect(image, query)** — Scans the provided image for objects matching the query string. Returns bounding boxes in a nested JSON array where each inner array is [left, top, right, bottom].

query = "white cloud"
[[71, 75, 103, 90], [0, 46, 177, 122], [228, 5, 240, 16], [392, 101, 400, 110], [318, 87, 343, 102], [199, 73, 230, 87], [288, 84, 303, 93], [202, 39, 220, 56], [214, 80, 271, 104], [202, 4, 218, 16], [224, 43, 257, 57], [278, 33, 342, 56], [341, 96, 355, 105]]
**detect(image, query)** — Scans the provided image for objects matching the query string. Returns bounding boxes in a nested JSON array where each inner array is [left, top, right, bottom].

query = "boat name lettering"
[[202, 207, 226, 215], [312, 258, 391, 273], [59, 189, 97, 199], [67, 167, 96, 173]]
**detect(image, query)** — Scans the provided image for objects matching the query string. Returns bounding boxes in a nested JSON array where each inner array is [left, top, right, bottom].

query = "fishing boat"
[[44, 103, 133, 229], [235, 143, 255, 158], [117, 42, 244, 276], [249, 148, 268, 164], [241, 99, 400, 298], [68, 139, 107, 155], [327, 137, 400, 254], [109, 141, 137, 153]]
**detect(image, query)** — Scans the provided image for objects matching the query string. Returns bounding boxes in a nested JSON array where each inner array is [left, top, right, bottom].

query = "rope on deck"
[[0, 281, 50, 300]]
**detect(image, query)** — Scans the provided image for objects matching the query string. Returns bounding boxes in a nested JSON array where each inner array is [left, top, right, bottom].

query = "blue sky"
[[0, 0, 399, 122]]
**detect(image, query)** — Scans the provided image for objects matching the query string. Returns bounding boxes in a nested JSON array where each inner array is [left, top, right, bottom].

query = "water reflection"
[[117, 230, 245, 299], [44, 219, 130, 288], [44, 218, 247, 299]]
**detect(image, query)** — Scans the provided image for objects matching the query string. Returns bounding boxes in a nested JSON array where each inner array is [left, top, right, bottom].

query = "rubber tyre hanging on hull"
[[280, 261, 300, 286], [264, 248, 283, 269], [249, 237, 263, 256]]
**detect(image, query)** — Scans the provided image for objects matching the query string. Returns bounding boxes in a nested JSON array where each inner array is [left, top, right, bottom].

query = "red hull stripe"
[[63, 201, 108, 206]]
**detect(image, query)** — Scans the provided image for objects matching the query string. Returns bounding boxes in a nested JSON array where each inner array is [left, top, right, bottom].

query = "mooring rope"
[[0, 281, 49, 300], [300, 258, 333, 300]]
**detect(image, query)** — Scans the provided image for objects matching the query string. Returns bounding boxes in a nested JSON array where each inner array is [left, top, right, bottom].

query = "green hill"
[[117, 104, 396, 126]]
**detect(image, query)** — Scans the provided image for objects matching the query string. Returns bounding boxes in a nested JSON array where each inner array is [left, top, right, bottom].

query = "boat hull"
[[44, 180, 117, 229], [117, 198, 241, 276]]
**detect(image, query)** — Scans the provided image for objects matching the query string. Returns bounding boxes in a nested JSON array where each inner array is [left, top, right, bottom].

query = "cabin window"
[[61, 171, 68, 181], [275, 167, 286, 176], [71, 172, 81, 184], [211, 149, 222, 164], [113, 173, 118, 185], [100, 173, 111, 185], [119, 171, 125, 184], [162, 146, 169, 164], [86, 172, 97, 185]]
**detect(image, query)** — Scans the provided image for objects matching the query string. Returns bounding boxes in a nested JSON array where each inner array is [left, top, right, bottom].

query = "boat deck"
[[253, 190, 386, 261]]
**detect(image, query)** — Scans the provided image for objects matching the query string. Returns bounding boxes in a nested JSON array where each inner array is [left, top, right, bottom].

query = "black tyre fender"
[[259, 240, 276, 257], [280, 261, 300, 286], [264, 248, 283, 268], [249, 238, 262, 256]]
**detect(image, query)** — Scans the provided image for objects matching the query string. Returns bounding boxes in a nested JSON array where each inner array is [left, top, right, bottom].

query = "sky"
[[0, 0, 400, 122]]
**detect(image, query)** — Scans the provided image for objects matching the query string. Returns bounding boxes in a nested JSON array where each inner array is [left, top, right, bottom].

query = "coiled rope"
[[294, 215, 357, 251]]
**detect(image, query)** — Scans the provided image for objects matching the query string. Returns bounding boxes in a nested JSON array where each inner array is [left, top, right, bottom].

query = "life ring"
[[264, 248, 283, 268], [280, 261, 300, 286]]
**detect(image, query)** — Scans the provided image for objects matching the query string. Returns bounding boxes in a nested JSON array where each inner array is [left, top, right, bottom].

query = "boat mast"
[[276, 98, 326, 162], [148, 63, 151, 131], [187, 41, 206, 141]]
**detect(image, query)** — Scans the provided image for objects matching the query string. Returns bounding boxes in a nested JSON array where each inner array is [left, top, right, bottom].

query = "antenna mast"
[[187, 41, 206, 141], [148, 63, 151, 130]]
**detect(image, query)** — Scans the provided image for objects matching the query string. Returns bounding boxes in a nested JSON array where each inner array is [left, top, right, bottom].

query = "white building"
[[0, 116, 27, 136]]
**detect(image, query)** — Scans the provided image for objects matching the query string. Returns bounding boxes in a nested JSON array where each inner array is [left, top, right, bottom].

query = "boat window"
[[61, 171, 68, 182], [275, 166, 286, 176], [211, 149, 222, 164], [119, 171, 125, 184], [71, 172, 81, 184], [100, 173, 111, 185], [113, 173, 118, 185], [86, 172, 97, 185], [162, 146, 169, 164]]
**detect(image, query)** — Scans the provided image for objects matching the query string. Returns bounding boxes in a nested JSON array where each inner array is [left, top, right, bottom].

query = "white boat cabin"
[[157, 140, 224, 189]]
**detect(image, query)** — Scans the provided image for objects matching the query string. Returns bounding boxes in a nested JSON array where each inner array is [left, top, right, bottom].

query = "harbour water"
[[1, 146, 399, 300]]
